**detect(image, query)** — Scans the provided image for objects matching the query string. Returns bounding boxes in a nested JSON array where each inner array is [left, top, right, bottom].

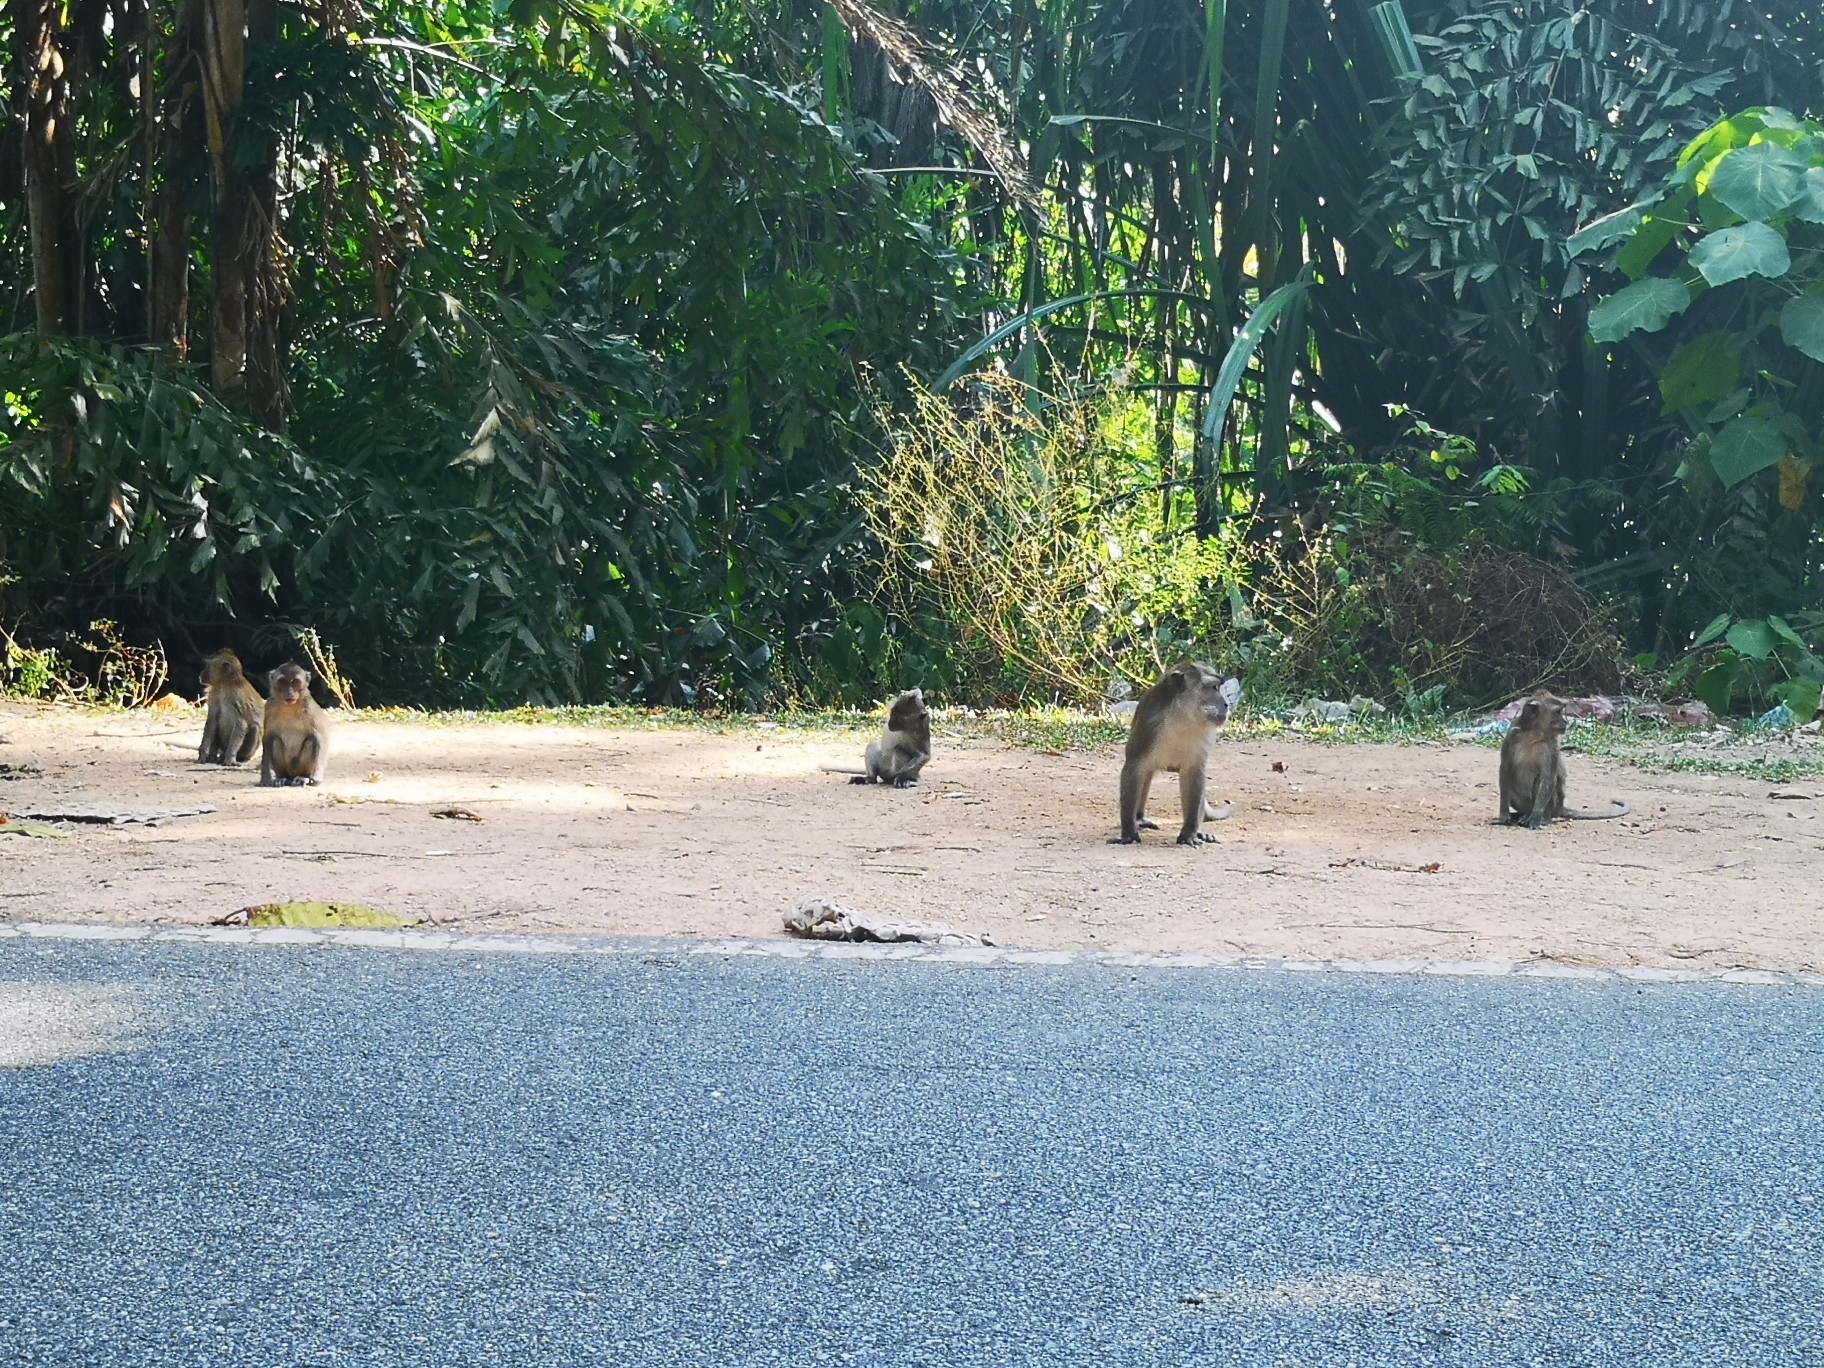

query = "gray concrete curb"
[[1, 919, 1818, 988]]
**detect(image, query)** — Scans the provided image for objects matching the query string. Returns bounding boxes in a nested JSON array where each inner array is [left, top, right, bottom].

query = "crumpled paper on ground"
[[783, 896, 993, 948]]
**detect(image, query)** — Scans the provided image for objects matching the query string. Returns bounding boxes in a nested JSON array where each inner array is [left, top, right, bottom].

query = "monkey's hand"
[[1107, 834, 1142, 845], [1176, 831, 1219, 846], [890, 778, 919, 789], [1135, 817, 1160, 831], [1523, 812, 1546, 830]]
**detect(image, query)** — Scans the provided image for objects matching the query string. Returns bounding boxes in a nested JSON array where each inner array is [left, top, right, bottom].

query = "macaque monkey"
[[1111, 663, 1241, 846], [824, 689, 932, 788], [260, 663, 330, 787], [197, 649, 263, 765], [1497, 692, 1630, 828]]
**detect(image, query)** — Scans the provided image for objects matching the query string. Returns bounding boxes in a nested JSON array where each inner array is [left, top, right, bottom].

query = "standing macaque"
[[1497, 692, 1630, 827], [260, 663, 330, 787], [1111, 663, 1241, 846], [825, 689, 932, 788], [197, 649, 264, 765]]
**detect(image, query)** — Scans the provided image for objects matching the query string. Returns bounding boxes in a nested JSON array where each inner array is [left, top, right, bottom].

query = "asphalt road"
[[2, 939, 1821, 1367]]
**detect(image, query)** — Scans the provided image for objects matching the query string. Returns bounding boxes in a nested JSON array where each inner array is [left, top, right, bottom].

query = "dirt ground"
[[1, 701, 1819, 971]]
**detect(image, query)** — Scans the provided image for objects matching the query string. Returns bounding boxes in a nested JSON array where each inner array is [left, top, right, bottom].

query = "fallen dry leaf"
[[432, 806, 483, 822]]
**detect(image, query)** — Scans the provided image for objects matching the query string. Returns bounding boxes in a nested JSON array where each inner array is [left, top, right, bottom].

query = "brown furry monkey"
[[260, 663, 330, 787], [1497, 692, 1630, 828], [1111, 663, 1240, 846], [824, 689, 932, 788], [197, 649, 264, 765]]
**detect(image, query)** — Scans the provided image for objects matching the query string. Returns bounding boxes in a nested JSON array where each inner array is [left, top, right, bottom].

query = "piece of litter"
[[215, 901, 412, 929], [425, 850, 453, 857], [783, 895, 992, 947], [431, 806, 483, 822], [0, 815, 66, 839]]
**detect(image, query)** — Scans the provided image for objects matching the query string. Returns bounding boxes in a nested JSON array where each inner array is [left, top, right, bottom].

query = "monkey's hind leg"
[[289, 735, 325, 786], [1525, 765, 1552, 830], [850, 740, 882, 785], [1110, 762, 1152, 844], [233, 719, 262, 765], [1134, 772, 1160, 830], [1176, 764, 1218, 846]]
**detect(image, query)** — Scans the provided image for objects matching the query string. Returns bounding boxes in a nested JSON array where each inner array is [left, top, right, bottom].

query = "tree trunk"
[[147, 0, 203, 360], [16, 0, 79, 334], [198, 0, 287, 424]]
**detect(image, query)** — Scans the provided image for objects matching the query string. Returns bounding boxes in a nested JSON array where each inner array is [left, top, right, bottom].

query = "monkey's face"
[[200, 652, 237, 687], [1191, 669, 1236, 726], [270, 667, 312, 703], [1520, 696, 1568, 736]]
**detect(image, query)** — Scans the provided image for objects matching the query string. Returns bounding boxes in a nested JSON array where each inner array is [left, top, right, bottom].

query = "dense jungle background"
[[2, 0, 1822, 714]]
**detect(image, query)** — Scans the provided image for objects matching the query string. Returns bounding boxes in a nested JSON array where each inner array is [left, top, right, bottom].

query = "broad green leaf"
[[1795, 167, 1824, 225], [1658, 332, 1740, 415], [1725, 618, 1777, 660], [1709, 414, 1788, 487], [1778, 294, 1824, 363], [1705, 142, 1808, 221], [1692, 611, 1733, 649], [1688, 222, 1791, 286], [1566, 198, 1658, 257], [1677, 110, 1769, 172], [1767, 615, 1808, 650], [1693, 659, 1741, 716], [1614, 211, 1687, 280], [1587, 277, 1691, 341], [1771, 677, 1823, 725]]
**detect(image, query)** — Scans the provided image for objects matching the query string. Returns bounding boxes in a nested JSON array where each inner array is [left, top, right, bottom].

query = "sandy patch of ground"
[[1, 702, 1819, 971]]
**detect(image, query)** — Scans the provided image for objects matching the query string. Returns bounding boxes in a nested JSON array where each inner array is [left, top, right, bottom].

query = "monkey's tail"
[[1564, 799, 1631, 821]]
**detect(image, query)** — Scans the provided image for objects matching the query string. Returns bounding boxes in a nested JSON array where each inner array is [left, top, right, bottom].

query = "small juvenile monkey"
[[824, 688, 932, 788], [1497, 691, 1630, 828], [1111, 662, 1240, 847], [197, 648, 264, 765], [260, 663, 330, 787]]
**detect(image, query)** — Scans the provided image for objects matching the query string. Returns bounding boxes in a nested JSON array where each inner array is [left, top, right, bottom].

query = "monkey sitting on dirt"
[[197, 649, 264, 765], [260, 663, 330, 787], [1497, 692, 1630, 828], [823, 689, 932, 788], [1111, 662, 1241, 847]]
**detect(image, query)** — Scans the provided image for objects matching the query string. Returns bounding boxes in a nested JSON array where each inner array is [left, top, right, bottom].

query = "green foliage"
[[1672, 612, 1824, 721], [865, 370, 1253, 705], [1576, 106, 1824, 633], [0, 6, 968, 707], [1261, 413, 1623, 706], [0, 632, 71, 701]]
